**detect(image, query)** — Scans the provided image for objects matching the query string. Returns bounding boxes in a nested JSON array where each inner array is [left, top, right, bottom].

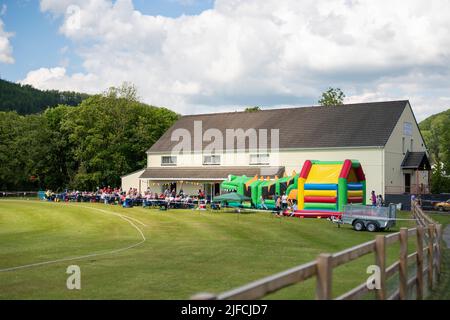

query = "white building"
[[122, 100, 430, 204]]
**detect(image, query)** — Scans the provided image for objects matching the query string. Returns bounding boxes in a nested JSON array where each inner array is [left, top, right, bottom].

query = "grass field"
[[426, 212, 450, 300], [0, 200, 419, 299]]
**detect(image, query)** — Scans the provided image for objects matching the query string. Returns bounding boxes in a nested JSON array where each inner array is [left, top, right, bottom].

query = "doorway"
[[404, 173, 411, 193], [214, 183, 221, 196]]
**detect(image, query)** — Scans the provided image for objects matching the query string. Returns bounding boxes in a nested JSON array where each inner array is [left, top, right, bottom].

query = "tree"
[[245, 106, 261, 112], [103, 82, 139, 101], [0, 78, 89, 114], [318, 87, 345, 106], [419, 108, 450, 193], [0, 84, 179, 191], [62, 90, 179, 190]]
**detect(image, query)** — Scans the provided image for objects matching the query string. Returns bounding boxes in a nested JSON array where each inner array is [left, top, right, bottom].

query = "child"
[[371, 190, 376, 206]]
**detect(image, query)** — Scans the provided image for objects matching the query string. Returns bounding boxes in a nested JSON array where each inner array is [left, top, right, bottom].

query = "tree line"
[[0, 85, 179, 191], [419, 108, 450, 193], [0, 78, 90, 114]]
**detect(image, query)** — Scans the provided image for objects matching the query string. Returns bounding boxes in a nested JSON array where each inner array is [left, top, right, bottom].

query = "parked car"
[[435, 199, 450, 212], [420, 199, 441, 211]]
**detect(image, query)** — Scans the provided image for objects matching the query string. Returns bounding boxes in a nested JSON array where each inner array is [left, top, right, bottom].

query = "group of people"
[[45, 187, 387, 212], [370, 190, 384, 207], [260, 192, 297, 216], [44, 187, 208, 209], [141, 188, 207, 208]]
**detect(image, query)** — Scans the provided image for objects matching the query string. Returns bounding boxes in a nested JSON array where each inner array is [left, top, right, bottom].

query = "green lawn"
[[0, 200, 417, 299], [426, 212, 450, 300]]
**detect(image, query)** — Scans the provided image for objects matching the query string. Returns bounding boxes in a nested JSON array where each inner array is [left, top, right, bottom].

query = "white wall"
[[384, 102, 428, 194], [147, 147, 384, 204], [121, 169, 145, 192]]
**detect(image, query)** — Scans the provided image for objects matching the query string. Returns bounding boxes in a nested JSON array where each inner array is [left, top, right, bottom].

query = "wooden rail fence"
[[192, 202, 442, 300]]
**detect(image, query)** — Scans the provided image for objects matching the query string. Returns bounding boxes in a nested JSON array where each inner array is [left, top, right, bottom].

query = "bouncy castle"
[[219, 159, 366, 218], [220, 173, 298, 209], [293, 159, 366, 218]]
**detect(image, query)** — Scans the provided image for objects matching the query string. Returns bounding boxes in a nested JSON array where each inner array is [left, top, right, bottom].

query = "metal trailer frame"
[[332, 203, 397, 232]]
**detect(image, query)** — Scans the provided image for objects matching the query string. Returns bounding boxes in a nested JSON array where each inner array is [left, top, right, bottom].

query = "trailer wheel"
[[366, 222, 378, 232], [353, 220, 365, 231]]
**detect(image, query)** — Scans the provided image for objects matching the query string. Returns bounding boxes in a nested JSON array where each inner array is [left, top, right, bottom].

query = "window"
[[402, 137, 405, 154], [250, 154, 270, 165], [161, 156, 177, 166], [203, 155, 221, 165], [410, 139, 413, 152], [403, 122, 412, 136]]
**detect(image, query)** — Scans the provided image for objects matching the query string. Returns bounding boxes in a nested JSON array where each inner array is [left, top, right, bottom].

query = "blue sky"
[[0, 0, 449, 120], [0, 0, 214, 81]]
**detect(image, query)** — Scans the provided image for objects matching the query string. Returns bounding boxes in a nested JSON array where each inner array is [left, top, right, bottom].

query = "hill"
[[419, 108, 450, 132], [419, 107, 450, 162], [0, 78, 89, 114], [419, 107, 450, 193]]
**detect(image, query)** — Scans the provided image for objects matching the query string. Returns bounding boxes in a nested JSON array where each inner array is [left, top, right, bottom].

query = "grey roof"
[[401, 151, 431, 170], [139, 166, 285, 180], [148, 100, 408, 153]]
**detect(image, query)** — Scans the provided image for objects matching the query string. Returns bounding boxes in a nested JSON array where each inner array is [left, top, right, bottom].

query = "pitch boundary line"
[[0, 201, 147, 272]]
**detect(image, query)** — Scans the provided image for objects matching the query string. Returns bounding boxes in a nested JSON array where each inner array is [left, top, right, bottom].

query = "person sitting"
[[288, 200, 298, 216], [211, 201, 221, 210], [292, 200, 298, 212]]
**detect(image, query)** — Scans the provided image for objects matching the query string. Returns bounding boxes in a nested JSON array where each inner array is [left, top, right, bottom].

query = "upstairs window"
[[161, 156, 177, 166], [203, 155, 221, 165], [402, 137, 405, 154], [250, 154, 270, 165], [403, 122, 412, 136]]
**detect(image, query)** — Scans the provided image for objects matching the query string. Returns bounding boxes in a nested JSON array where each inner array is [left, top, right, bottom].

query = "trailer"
[[332, 204, 397, 232]]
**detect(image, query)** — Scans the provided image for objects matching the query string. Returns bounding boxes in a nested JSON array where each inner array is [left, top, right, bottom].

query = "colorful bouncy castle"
[[218, 159, 366, 218], [293, 160, 366, 218], [220, 173, 299, 209]]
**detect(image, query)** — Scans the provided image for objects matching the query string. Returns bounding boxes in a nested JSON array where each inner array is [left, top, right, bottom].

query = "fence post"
[[435, 224, 442, 282], [399, 228, 408, 300], [375, 235, 386, 300], [416, 226, 424, 300], [428, 224, 435, 291], [316, 253, 332, 300]]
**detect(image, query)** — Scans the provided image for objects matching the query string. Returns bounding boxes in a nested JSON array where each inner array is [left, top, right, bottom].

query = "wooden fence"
[[192, 202, 442, 300]]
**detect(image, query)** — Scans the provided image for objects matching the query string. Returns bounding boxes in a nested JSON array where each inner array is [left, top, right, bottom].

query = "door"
[[404, 173, 411, 193], [214, 183, 220, 196]]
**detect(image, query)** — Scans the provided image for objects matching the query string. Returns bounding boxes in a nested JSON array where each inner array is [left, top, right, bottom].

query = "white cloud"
[[0, 18, 13, 64], [21, 0, 450, 118], [21, 67, 98, 93]]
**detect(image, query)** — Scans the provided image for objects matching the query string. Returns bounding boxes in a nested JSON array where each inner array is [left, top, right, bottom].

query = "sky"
[[0, 0, 449, 121]]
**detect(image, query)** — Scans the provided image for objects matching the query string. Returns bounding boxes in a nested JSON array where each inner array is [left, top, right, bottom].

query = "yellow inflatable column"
[[298, 177, 306, 210]]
